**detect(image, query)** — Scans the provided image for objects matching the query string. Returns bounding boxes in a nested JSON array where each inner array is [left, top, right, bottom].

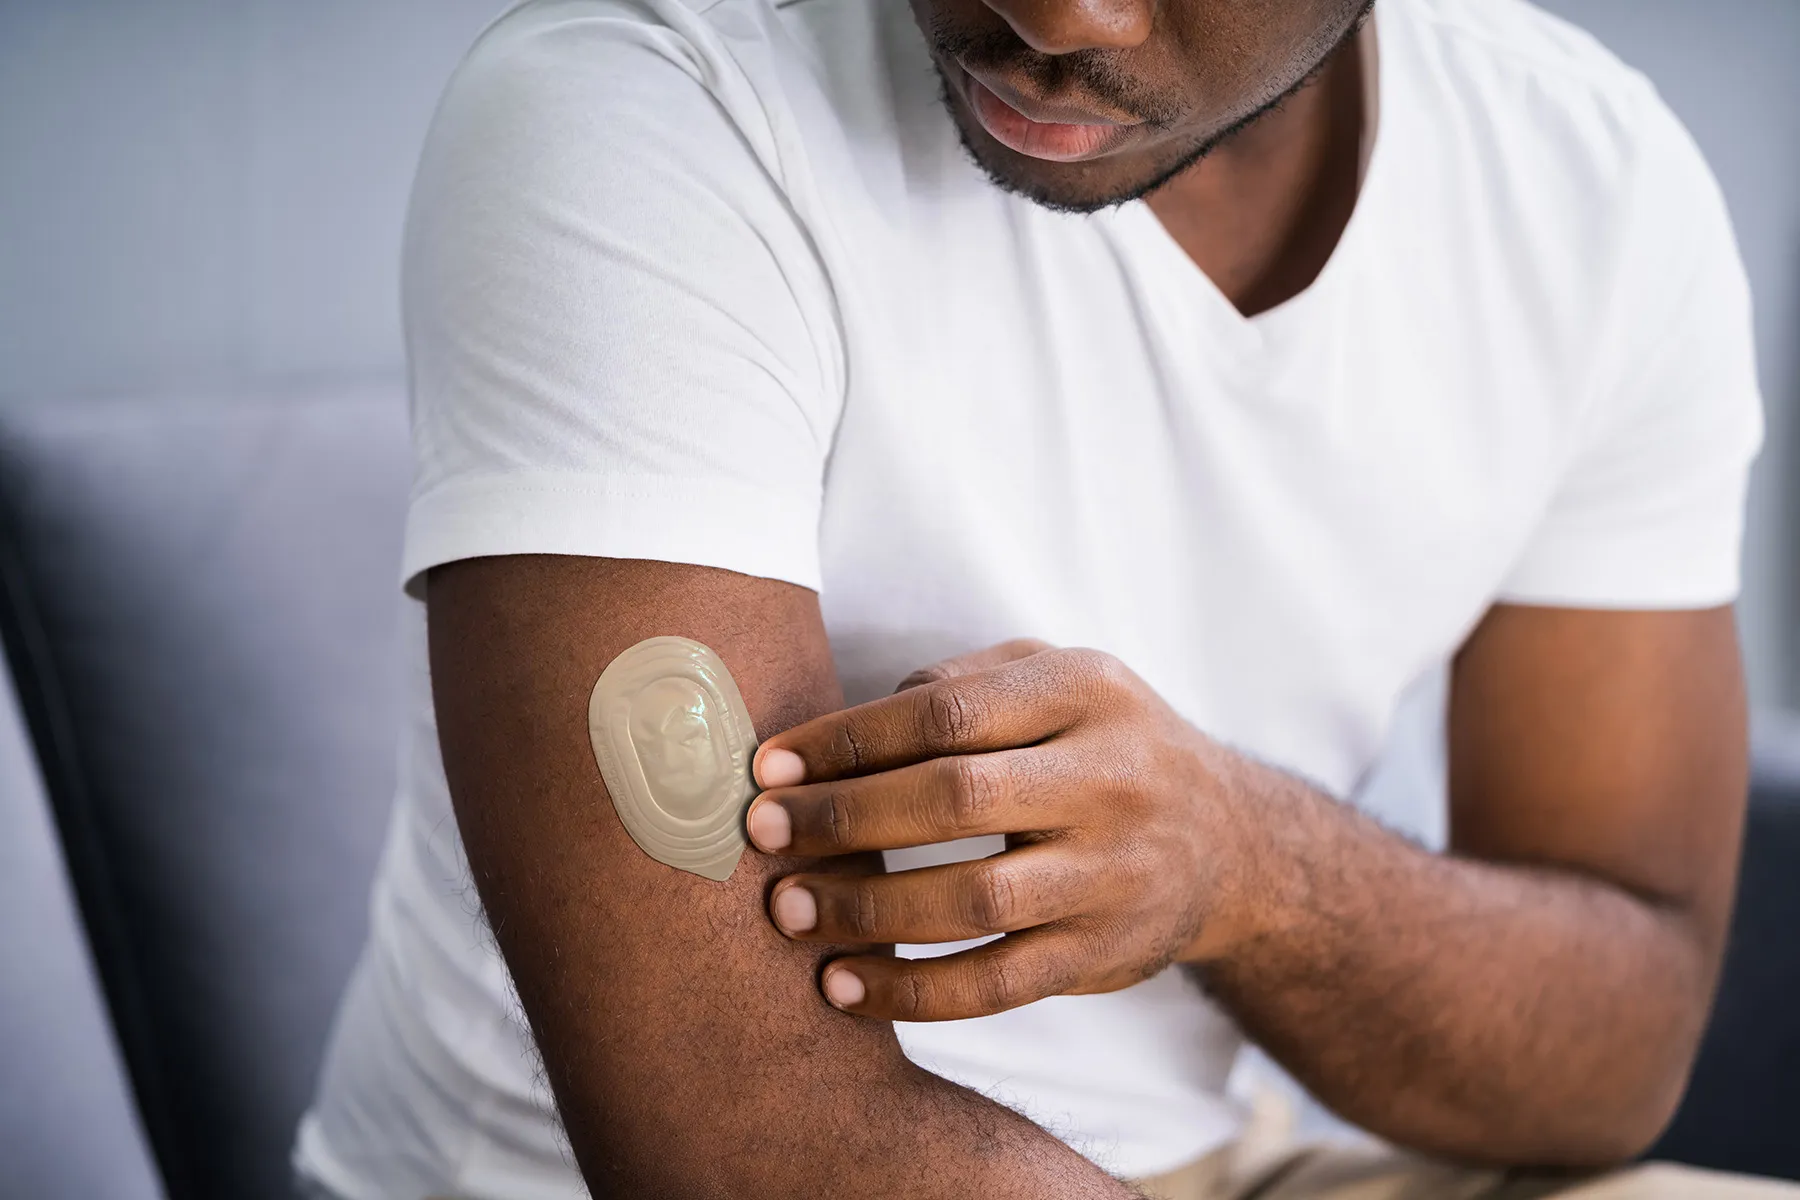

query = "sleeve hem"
[[1496, 509, 1744, 611], [400, 473, 823, 600]]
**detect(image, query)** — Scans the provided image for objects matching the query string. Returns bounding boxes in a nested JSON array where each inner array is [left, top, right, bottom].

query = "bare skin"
[[748, 607, 1746, 1165], [427, 556, 1140, 1198]]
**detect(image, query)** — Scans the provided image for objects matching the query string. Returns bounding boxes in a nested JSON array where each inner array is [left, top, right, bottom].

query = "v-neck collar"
[[1097, 8, 1396, 365]]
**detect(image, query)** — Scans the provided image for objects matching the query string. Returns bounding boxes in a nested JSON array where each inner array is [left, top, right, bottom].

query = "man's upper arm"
[[427, 554, 889, 1185], [1448, 604, 1748, 963]]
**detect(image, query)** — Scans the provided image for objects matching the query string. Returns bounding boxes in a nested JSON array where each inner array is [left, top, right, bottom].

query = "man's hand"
[[745, 639, 1258, 1021], [748, 607, 1748, 1169]]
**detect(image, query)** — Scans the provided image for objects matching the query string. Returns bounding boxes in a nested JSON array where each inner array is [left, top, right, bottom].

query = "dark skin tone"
[[429, 0, 1749, 1194]]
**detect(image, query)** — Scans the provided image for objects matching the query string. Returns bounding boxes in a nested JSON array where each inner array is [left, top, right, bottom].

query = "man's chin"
[[949, 121, 1179, 215], [938, 82, 1203, 215]]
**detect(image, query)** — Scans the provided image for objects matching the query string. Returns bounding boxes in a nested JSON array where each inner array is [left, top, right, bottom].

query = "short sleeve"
[[399, 4, 842, 598], [1498, 88, 1764, 610]]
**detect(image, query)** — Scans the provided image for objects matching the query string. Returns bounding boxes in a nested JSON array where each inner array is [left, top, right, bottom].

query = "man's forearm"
[[1191, 753, 1717, 1166]]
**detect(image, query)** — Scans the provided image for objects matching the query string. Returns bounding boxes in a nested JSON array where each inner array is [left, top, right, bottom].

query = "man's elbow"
[[1427, 1056, 1690, 1171], [1422, 996, 1709, 1169], [1554, 892, 1725, 1167], [1535, 1006, 1705, 1169], [1570, 1050, 1696, 1167]]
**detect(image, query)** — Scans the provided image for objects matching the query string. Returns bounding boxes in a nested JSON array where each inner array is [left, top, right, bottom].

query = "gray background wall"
[[0, 0, 502, 394], [1, 0, 1795, 703]]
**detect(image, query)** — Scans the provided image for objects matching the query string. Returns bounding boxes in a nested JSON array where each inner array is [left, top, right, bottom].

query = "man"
[[295, 0, 1787, 1196]]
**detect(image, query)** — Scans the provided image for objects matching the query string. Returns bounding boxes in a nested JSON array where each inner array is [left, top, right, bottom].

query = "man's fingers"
[[748, 748, 1081, 855], [894, 639, 1055, 691], [768, 844, 1091, 944], [818, 928, 1083, 1022], [755, 652, 1096, 786]]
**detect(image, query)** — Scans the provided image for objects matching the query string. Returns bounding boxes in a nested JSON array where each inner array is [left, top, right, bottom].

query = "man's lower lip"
[[964, 75, 1133, 163]]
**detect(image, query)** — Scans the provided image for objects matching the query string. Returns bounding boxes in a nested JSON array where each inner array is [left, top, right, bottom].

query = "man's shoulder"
[[1397, 0, 1656, 105], [448, 0, 913, 205], [463, 0, 898, 105], [464, 0, 789, 86], [1390, 0, 1718, 246], [1390, 0, 1694, 181]]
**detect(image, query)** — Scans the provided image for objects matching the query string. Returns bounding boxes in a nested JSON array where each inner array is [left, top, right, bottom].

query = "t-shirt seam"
[[1406, 0, 1657, 111], [434, 0, 851, 453], [510, 0, 849, 450], [410, 475, 817, 506], [691, 0, 854, 447]]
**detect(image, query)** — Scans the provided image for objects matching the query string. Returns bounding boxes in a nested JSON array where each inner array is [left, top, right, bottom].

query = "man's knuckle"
[[1111, 832, 1162, 882], [975, 955, 1030, 1012], [847, 884, 880, 941], [892, 971, 929, 1021], [1109, 741, 1155, 793], [1080, 917, 1142, 973], [1086, 649, 1133, 693], [830, 722, 867, 772], [824, 791, 856, 847], [923, 685, 982, 749], [1052, 954, 1085, 995], [1046, 647, 1099, 690], [1054, 646, 1097, 673], [969, 861, 1020, 933], [942, 756, 1001, 831]]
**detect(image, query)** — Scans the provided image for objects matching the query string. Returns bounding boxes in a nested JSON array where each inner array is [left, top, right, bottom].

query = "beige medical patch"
[[587, 636, 758, 881]]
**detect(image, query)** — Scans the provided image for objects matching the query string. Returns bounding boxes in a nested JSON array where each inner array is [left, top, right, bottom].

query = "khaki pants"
[[1135, 1141, 1800, 1200]]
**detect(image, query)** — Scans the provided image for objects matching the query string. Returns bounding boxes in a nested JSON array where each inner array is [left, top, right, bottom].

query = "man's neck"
[[1145, 22, 1375, 319]]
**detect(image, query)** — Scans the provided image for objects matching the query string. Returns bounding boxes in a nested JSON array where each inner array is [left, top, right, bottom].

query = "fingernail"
[[823, 967, 865, 1008], [746, 800, 792, 851], [771, 885, 817, 934], [756, 747, 806, 788]]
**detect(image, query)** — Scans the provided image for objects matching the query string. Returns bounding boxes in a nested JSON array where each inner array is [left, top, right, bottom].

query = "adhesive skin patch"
[[588, 636, 759, 881]]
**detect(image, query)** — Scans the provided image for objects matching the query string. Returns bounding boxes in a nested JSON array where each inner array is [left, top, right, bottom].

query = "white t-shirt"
[[297, 0, 1763, 1195]]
